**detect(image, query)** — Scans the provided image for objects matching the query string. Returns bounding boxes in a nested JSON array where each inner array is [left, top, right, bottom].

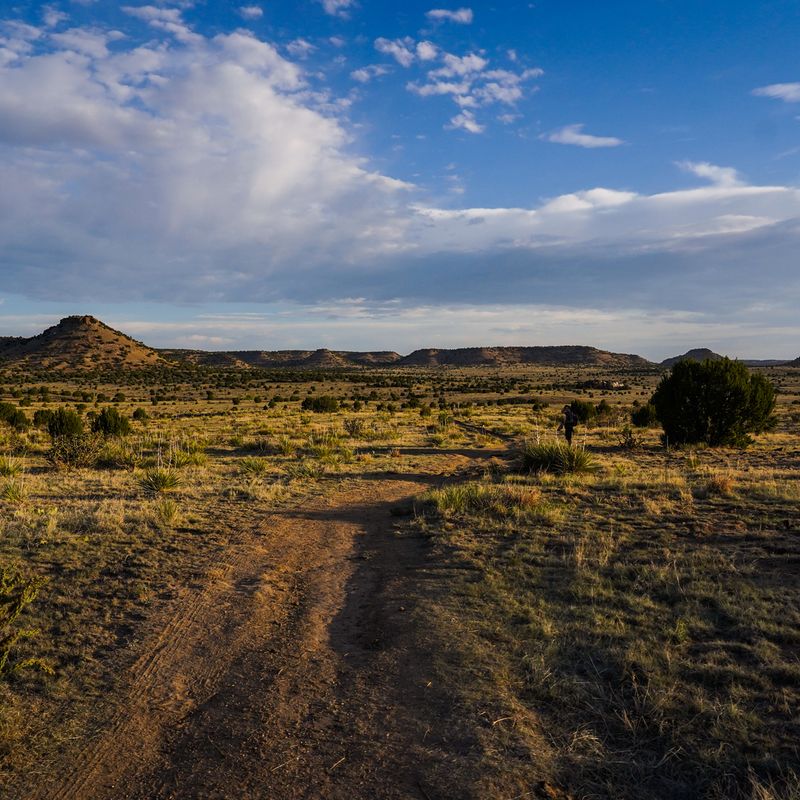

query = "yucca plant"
[[238, 456, 269, 477], [137, 468, 182, 495], [0, 455, 22, 477], [519, 441, 597, 475], [1, 479, 27, 504]]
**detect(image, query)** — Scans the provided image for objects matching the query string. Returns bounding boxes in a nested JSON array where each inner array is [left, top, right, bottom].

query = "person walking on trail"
[[558, 404, 578, 446]]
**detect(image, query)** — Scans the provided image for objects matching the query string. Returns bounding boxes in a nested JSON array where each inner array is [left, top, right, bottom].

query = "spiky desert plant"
[[519, 441, 597, 475]]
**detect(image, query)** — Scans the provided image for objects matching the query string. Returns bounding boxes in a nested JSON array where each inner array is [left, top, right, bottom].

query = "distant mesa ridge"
[[0, 316, 795, 371]]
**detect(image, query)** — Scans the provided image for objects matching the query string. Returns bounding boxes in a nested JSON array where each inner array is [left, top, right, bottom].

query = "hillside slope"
[[0, 316, 166, 371]]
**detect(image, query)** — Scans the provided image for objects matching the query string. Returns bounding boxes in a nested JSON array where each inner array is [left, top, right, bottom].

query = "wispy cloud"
[[238, 6, 263, 20], [752, 82, 800, 103], [678, 161, 742, 187], [350, 64, 389, 83], [319, 0, 356, 18], [374, 37, 415, 67], [449, 110, 484, 134], [543, 123, 625, 148], [426, 8, 473, 24]]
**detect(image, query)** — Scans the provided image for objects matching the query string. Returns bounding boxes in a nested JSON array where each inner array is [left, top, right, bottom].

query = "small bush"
[[301, 396, 339, 413], [132, 407, 149, 421], [0, 565, 52, 678], [617, 425, 644, 450], [33, 409, 54, 430], [570, 399, 596, 424], [47, 408, 84, 439], [47, 434, 103, 469], [137, 468, 182, 495], [0, 403, 29, 432], [631, 402, 659, 427], [343, 418, 366, 438], [92, 407, 131, 437], [519, 441, 597, 475]]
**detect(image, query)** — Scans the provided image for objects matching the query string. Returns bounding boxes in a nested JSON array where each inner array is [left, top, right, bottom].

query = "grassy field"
[[0, 363, 798, 798]]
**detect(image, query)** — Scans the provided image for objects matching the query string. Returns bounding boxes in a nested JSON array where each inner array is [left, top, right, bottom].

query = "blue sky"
[[1, 0, 799, 359]]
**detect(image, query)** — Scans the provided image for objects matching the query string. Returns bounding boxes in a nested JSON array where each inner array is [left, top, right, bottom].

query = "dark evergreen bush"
[[91, 407, 131, 437], [0, 403, 30, 431], [631, 402, 659, 427], [569, 399, 596, 424], [651, 358, 776, 447], [47, 407, 84, 439], [33, 409, 55, 429], [301, 396, 339, 413]]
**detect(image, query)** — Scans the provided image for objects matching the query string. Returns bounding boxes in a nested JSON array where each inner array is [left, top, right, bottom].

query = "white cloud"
[[350, 64, 389, 83], [319, 0, 356, 17], [426, 8, 473, 24], [121, 5, 200, 44], [752, 82, 800, 103], [286, 38, 315, 58], [50, 27, 121, 58], [543, 123, 625, 148], [374, 37, 415, 67], [449, 110, 484, 134], [416, 41, 438, 61], [329, 36, 346, 47], [238, 6, 263, 20], [678, 161, 742, 187], [429, 52, 487, 78], [43, 6, 69, 27]]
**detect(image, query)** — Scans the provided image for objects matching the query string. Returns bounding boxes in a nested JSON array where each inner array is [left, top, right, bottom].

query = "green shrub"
[[651, 358, 777, 447], [519, 441, 597, 475], [631, 402, 659, 427], [570, 399, 596, 424], [0, 403, 29, 432], [132, 407, 148, 421], [33, 409, 54, 429], [91, 407, 131, 437], [47, 408, 84, 439], [301, 396, 339, 413]]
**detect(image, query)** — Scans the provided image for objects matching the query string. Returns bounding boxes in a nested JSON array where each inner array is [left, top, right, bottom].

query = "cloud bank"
[[0, 11, 799, 353]]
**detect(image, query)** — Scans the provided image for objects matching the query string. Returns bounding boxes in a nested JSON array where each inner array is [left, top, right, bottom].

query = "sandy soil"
[[26, 458, 486, 800]]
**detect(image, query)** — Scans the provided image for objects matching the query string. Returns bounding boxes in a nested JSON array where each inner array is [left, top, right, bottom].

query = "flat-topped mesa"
[[399, 346, 650, 368]]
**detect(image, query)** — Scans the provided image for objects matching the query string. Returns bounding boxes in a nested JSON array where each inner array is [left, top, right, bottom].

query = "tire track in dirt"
[[28, 470, 453, 800]]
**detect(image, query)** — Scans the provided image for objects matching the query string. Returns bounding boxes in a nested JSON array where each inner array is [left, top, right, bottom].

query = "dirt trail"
[[29, 464, 475, 800]]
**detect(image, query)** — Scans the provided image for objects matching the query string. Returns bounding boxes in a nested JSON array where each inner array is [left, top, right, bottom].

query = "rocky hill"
[[660, 348, 724, 368], [0, 316, 166, 371]]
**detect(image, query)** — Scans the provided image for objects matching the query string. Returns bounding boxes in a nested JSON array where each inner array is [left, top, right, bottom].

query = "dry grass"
[[0, 362, 797, 796]]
